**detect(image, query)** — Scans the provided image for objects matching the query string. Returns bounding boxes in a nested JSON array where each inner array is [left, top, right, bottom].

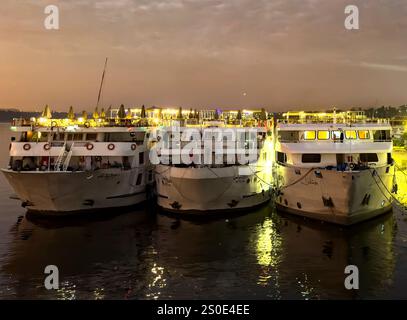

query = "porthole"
[[297, 202, 302, 209]]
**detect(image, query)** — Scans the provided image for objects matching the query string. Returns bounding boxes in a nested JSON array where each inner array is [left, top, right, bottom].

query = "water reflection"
[[0, 203, 403, 299]]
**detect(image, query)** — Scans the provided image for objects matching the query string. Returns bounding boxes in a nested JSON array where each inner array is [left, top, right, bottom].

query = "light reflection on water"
[[0, 124, 406, 299]]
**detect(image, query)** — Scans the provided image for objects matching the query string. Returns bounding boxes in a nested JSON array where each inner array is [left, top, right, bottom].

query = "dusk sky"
[[1, 0, 407, 112]]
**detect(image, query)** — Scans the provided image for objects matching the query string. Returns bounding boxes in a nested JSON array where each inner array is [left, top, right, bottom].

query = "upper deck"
[[275, 111, 393, 154]]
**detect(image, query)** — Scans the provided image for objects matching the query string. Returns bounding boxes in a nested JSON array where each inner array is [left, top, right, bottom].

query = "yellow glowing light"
[[303, 130, 316, 140], [358, 130, 370, 139], [38, 117, 46, 124], [345, 130, 357, 139], [317, 130, 330, 140], [255, 218, 281, 267]]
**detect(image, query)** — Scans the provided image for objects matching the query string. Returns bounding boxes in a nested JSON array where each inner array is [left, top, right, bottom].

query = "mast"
[[96, 57, 108, 109]]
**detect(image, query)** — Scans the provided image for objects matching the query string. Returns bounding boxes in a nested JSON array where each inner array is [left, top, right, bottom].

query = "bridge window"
[[360, 153, 378, 162], [331, 131, 342, 140], [373, 130, 391, 142], [317, 130, 330, 140], [358, 130, 370, 139], [345, 130, 357, 139], [302, 154, 321, 163], [303, 131, 316, 140], [277, 151, 287, 164], [279, 131, 299, 142]]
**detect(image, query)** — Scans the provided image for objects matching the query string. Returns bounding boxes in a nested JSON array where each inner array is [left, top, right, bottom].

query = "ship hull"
[[275, 164, 395, 225], [155, 165, 271, 214], [1, 168, 147, 215]]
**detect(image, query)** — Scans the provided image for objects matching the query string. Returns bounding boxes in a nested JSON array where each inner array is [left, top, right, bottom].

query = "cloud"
[[360, 62, 407, 73], [1, 0, 407, 110]]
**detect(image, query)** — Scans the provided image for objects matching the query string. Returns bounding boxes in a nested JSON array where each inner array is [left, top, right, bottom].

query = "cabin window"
[[73, 133, 83, 141], [53, 133, 64, 141], [139, 152, 145, 165], [279, 131, 299, 142], [37, 132, 48, 142], [136, 173, 143, 185], [277, 151, 287, 164], [317, 130, 330, 140], [331, 130, 342, 140], [303, 131, 316, 140], [345, 130, 357, 139], [358, 130, 370, 140], [373, 130, 391, 142], [86, 133, 97, 141], [360, 153, 378, 162], [302, 154, 321, 163]]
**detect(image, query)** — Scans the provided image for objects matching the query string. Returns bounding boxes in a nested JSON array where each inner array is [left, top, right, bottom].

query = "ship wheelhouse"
[[275, 123, 393, 171], [8, 125, 151, 175]]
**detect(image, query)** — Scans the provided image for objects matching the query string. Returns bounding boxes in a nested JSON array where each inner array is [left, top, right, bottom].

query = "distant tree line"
[[0, 109, 67, 123], [2, 104, 407, 123]]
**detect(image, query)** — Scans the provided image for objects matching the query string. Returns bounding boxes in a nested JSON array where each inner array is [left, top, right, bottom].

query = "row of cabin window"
[[22, 132, 146, 142], [287, 129, 391, 141], [277, 152, 379, 164], [303, 130, 370, 140]]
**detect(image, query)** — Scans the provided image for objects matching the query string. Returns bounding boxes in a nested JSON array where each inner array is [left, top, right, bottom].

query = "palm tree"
[[177, 107, 183, 120], [42, 104, 52, 119], [67, 106, 75, 120], [117, 104, 126, 119], [100, 108, 106, 119], [236, 109, 242, 121], [214, 109, 220, 120], [92, 107, 99, 119], [81, 110, 88, 120], [141, 105, 146, 118]]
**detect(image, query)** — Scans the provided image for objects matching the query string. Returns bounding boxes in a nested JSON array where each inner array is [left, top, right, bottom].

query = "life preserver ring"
[[51, 121, 57, 127], [43, 143, 51, 151], [86, 143, 94, 150], [108, 143, 115, 151], [131, 144, 137, 151], [23, 143, 31, 151], [349, 163, 355, 170]]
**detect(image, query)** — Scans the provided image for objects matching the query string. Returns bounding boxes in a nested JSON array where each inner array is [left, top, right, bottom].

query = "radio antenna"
[[96, 57, 108, 109]]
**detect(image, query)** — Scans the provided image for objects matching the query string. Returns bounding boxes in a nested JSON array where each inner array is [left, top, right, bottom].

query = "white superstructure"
[[2, 116, 154, 215], [274, 111, 396, 225], [153, 111, 274, 214]]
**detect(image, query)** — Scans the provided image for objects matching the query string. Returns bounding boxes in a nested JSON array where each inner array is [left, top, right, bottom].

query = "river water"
[[0, 123, 406, 299]]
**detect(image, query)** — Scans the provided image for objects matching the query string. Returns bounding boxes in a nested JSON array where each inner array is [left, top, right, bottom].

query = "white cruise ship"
[[1, 106, 154, 216], [151, 109, 274, 214], [274, 111, 396, 225]]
